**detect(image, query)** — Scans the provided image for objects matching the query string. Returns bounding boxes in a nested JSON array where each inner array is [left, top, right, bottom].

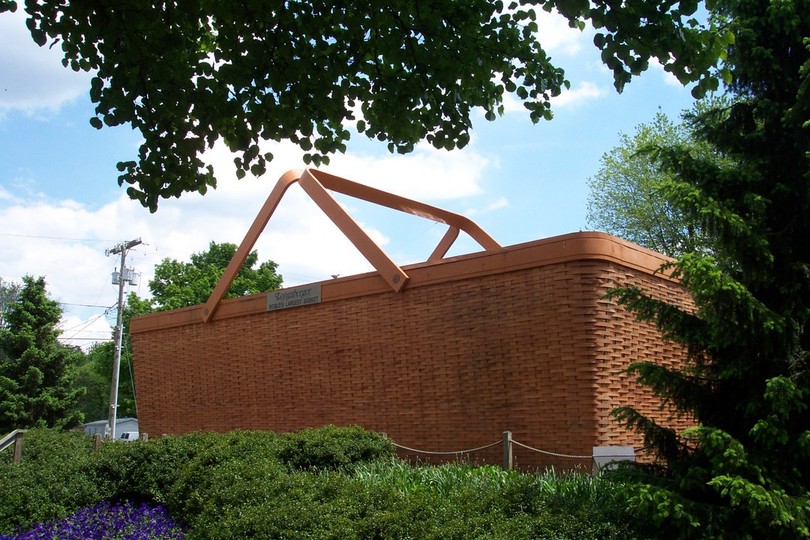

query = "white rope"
[[391, 439, 501, 456], [511, 439, 592, 460], [389, 437, 593, 461]]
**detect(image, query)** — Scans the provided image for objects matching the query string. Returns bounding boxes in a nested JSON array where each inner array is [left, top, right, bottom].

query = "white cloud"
[[195, 138, 493, 277], [499, 92, 525, 115], [58, 309, 117, 348], [326, 143, 489, 201], [649, 57, 686, 88], [0, 10, 91, 114], [0, 186, 18, 203], [491, 9, 599, 116], [465, 196, 509, 217], [550, 81, 607, 108], [1, 137, 496, 348], [203, 137, 490, 203], [0, 185, 378, 347], [498, 79, 606, 115], [534, 9, 591, 56]]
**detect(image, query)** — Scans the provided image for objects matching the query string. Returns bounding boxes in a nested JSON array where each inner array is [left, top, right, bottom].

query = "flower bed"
[[0, 501, 184, 540]]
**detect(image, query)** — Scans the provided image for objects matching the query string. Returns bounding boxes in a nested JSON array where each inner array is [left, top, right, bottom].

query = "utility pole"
[[105, 238, 142, 440]]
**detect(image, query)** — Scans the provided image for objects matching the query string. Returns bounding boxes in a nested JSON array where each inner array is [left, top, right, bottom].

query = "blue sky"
[[0, 8, 698, 347]]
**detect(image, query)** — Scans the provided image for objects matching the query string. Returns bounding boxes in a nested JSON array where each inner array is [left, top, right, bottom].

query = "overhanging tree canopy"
[[1, 0, 728, 210]]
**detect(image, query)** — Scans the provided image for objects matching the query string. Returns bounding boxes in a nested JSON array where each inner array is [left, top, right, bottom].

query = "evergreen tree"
[[0, 276, 84, 431], [609, 0, 810, 537]]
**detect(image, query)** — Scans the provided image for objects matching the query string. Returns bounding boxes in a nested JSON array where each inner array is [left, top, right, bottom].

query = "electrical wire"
[[0, 232, 117, 242], [59, 309, 111, 334], [123, 333, 138, 418]]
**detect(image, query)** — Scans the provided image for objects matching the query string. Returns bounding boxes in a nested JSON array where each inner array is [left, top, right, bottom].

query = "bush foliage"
[[0, 427, 643, 539], [0, 430, 102, 532]]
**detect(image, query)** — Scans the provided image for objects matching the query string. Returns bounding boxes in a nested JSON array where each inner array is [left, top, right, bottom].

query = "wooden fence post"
[[12, 432, 23, 464], [94, 434, 102, 452], [502, 431, 513, 471]]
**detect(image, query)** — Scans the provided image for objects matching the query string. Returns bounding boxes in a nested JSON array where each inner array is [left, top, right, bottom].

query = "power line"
[[0, 232, 115, 242], [60, 311, 110, 341]]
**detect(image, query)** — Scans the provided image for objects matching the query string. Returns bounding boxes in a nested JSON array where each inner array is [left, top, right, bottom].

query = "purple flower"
[[2, 501, 185, 540]]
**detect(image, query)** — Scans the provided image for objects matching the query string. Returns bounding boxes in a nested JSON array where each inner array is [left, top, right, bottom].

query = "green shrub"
[[165, 432, 286, 522], [166, 427, 391, 538], [0, 428, 643, 539], [91, 432, 200, 505], [0, 429, 102, 534], [277, 425, 395, 472], [187, 471, 372, 540]]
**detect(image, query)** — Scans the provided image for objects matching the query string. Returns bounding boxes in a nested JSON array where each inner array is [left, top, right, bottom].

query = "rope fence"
[[390, 440, 501, 456], [510, 439, 591, 460], [388, 431, 635, 473]]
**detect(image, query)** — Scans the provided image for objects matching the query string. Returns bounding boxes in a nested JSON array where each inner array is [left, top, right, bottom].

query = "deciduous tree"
[[586, 109, 724, 257], [71, 343, 112, 422], [146, 241, 282, 311], [0, 0, 729, 210], [0, 277, 21, 330]]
